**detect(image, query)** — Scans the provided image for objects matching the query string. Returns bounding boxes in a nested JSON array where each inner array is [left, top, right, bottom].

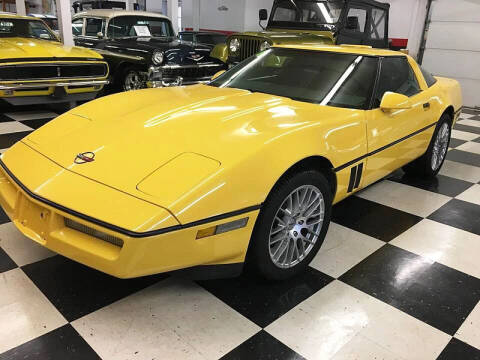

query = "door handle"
[[423, 102, 431, 109]]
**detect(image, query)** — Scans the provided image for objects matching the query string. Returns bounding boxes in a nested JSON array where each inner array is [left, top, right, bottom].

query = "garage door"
[[422, 0, 480, 108]]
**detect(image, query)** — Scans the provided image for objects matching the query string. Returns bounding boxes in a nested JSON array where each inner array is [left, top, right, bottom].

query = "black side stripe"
[[334, 121, 438, 172], [0, 159, 261, 238], [347, 166, 357, 193], [354, 163, 363, 189]]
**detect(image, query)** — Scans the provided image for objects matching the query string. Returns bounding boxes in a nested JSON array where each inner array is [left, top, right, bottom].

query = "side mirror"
[[211, 70, 226, 81], [380, 92, 412, 111], [39, 33, 51, 39], [259, 9, 268, 30], [97, 32, 104, 38], [345, 16, 359, 31]]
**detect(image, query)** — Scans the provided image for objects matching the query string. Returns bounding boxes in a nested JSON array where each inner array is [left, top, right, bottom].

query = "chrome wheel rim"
[[268, 185, 324, 269], [124, 71, 143, 91], [431, 123, 450, 171]]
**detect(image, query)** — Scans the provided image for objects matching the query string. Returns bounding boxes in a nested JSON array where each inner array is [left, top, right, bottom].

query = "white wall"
[[243, 0, 273, 31], [422, 0, 480, 107]]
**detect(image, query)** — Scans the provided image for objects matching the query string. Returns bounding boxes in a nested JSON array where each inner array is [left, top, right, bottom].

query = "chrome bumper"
[[147, 63, 224, 88], [0, 79, 109, 91]]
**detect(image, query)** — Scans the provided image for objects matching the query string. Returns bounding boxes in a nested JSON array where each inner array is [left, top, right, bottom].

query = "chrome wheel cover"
[[124, 71, 143, 91], [431, 122, 450, 171], [268, 185, 324, 269]]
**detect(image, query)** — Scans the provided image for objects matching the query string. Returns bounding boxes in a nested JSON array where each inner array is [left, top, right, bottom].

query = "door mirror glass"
[[259, 9, 268, 21], [380, 92, 412, 111], [211, 70, 226, 81]]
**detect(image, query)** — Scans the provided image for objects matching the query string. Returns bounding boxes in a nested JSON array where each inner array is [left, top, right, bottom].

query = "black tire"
[[119, 66, 145, 92], [403, 113, 452, 178], [247, 170, 332, 281]]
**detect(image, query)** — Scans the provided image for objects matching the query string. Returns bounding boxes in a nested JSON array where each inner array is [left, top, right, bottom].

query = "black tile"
[[437, 338, 480, 360], [0, 324, 100, 360], [446, 150, 480, 167], [0, 246, 17, 273], [340, 244, 480, 335], [22, 255, 168, 322], [467, 115, 480, 121], [474, 137, 480, 144], [0, 115, 15, 122], [0, 206, 10, 225], [197, 267, 333, 328], [0, 131, 32, 149], [454, 124, 480, 135], [20, 118, 53, 130], [449, 138, 467, 149], [428, 199, 480, 236], [332, 196, 422, 242], [221, 330, 305, 360], [461, 109, 480, 116], [388, 171, 473, 197]]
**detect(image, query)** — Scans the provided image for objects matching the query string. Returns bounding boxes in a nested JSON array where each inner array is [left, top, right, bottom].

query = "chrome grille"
[[65, 218, 124, 248], [232, 37, 263, 61], [0, 62, 108, 81]]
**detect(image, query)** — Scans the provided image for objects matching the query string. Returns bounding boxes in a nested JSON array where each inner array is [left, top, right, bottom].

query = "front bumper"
[[0, 79, 109, 105], [146, 63, 225, 88], [0, 144, 257, 278]]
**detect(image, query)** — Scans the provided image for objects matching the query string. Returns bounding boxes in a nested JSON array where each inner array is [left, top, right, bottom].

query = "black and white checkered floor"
[[1, 106, 480, 360]]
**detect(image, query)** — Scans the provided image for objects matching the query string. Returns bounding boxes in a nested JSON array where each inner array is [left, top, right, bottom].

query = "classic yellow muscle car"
[[0, 13, 109, 106], [0, 45, 461, 280]]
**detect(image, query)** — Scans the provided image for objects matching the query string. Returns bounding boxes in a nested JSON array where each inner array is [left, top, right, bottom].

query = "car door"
[[362, 56, 436, 186], [73, 17, 105, 48]]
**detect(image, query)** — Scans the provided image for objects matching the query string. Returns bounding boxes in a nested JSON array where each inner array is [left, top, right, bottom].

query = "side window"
[[370, 8, 386, 39], [374, 57, 421, 107], [85, 18, 103, 37], [420, 66, 438, 87], [72, 18, 84, 36], [345, 8, 367, 32]]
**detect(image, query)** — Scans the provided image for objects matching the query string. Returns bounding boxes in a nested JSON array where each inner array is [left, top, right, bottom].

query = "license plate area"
[[18, 194, 51, 242]]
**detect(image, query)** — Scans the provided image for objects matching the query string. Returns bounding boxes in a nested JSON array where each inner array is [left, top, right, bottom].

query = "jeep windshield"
[[0, 18, 57, 40], [268, 0, 344, 30], [107, 16, 174, 38], [209, 48, 378, 110]]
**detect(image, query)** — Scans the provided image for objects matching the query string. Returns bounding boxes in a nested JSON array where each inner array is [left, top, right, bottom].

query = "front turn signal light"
[[196, 217, 249, 239]]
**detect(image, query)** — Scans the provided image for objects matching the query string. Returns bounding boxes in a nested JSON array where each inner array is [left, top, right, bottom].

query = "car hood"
[[22, 84, 320, 208], [0, 37, 102, 61], [231, 30, 335, 45]]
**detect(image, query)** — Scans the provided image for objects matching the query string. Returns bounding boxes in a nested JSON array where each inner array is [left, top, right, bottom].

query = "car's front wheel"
[[403, 113, 452, 177], [248, 170, 332, 280], [122, 67, 145, 91]]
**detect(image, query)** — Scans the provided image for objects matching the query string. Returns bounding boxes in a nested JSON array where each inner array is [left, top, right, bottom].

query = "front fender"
[[211, 43, 228, 63]]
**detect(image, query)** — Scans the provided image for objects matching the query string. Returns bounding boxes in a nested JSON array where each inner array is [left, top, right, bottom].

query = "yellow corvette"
[[0, 13, 108, 107], [0, 45, 462, 280]]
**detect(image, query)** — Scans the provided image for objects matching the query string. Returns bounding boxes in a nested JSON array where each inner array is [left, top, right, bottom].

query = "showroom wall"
[[422, 0, 480, 108]]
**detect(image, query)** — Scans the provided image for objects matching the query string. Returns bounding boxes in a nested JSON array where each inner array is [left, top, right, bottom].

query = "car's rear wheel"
[[403, 113, 452, 178], [247, 170, 332, 280]]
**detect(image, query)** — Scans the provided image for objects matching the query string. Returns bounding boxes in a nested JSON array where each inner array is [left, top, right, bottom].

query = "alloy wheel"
[[124, 71, 144, 91], [268, 185, 324, 269], [431, 122, 450, 171]]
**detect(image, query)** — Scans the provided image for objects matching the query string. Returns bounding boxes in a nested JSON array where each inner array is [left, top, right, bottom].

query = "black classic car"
[[72, 10, 226, 91]]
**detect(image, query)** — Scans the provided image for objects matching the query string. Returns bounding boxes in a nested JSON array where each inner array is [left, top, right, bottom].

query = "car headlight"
[[259, 41, 271, 52], [229, 38, 240, 53], [152, 51, 164, 65]]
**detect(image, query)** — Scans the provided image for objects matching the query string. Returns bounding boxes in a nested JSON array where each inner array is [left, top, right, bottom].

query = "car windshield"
[[209, 48, 378, 110], [269, 0, 344, 29], [107, 15, 174, 38], [0, 18, 57, 40], [196, 33, 227, 45]]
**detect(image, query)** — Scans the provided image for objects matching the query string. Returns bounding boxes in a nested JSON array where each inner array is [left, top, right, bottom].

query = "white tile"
[[456, 141, 480, 155], [0, 121, 33, 135], [331, 333, 404, 360], [459, 114, 475, 120], [266, 281, 450, 360], [0, 268, 67, 353], [456, 184, 480, 206], [391, 219, 480, 278], [456, 302, 480, 350], [440, 160, 480, 183], [311, 223, 384, 278], [356, 180, 451, 217], [0, 222, 55, 266], [4, 110, 57, 121], [458, 119, 480, 128], [72, 278, 260, 360], [451, 130, 479, 141]]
